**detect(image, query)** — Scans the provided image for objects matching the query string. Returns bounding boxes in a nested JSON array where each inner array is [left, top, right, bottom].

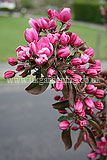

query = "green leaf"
[[58, 116, 70, 122], [83, 126, 97, 151], [74, 130, 84, 151], [68, 84, 76, 108], [88, 119, 102, 135], [62, 80, 69, 99], [62, 129, 72, 151], [25, 78, 50, 95], [52, 100, 69, 109]]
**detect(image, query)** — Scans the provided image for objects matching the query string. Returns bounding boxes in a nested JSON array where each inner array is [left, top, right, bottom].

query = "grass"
[[0, 16, 107, 62]]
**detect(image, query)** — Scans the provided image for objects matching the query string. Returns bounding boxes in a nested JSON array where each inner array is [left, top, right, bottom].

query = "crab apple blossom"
[[71, 126, 78, 131], [96, 138, 107, 156], [57, 47, 70, 58], [84, 47, 94, 57], [59, 32, 70, 46], [47, 68, 55, 78], [85, 85, 97, 94], [59, 96, 67, 102], [71, 74, 82, 84], [4, 70, 16, 79], [74, 101, 84, 114], [37, 37, 53, 57], [47, 9, 54, 19], [95, 89, 104, 98], [47, 33, 59, 45], [59, 121, 70, 130], [89, 60, 101, 72], [24, 28, 38, 43], [87, 152, 96, 159], [65, 70, 74, 77], [54, 95, 61, 101], [73, 36, 82, 47], [95, 101, 104, 110], [16, 64, 25, 71], [16, 46, 32, 62], [80, 53, 89, 64], [71, 58, 82, 66], [84, 98, 95, 109], [29, 18, 40, 32], [8, 57, 18, 66], [54, 8, 71, 22], [85, 68, 97, 77], [58, 109, 67, 114], [76, 65, 86, 72], [78, 119, 87, 128], [85, 108, 94, 115], [70, 33, 77, 44], [54, 80, 63, 91]]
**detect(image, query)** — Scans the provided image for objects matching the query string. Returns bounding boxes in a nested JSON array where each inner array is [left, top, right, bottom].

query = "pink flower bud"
[[71, 126, 78, 131], [58, 109, 67, 114], [85, 108, 94, 115], [59, 96, 66, 102], [78, 119, 87, 128], [101, 137, 106, 143], [24, 28, 38, 43], [71, 58, 82, 66], [70, 33, 77, 44], [95, 89, 104, 98], [29, 18, 40, 32], [57, 47, 70, 58], [47, 9, 54, 19], [35, 57, 43, 66], [47, 33, 59, 45], [54, 95, 61, 101], [28, 41, 37, 55], [49, 19, 56, 29], [87, 152, 96, 159], [65, 70, 74, 77], [54, 8, 71, 22], [71, 74, 82, 84], [85, 85, 97, 94], [4, 70, 15, 79], [89, 60, 101, 72], [85, 68, 97, 77], [84, 98, 95, 108], [16, 64, 25, 71], [80, 53, 89, 64], [95, 101, 104, 110], [76, 65, 85, 72], [16, 46, 31, 62], [59, 121, 70, 130], [59, 32, 70, 46], [47, 68, 55, 78], [84, 47, 94, 57], [73, 36, 82, 47], [74, 101, 84, 113], [54, 80, 63, 91], [8, 57, 18, 66], [38, 17, 49, 29]]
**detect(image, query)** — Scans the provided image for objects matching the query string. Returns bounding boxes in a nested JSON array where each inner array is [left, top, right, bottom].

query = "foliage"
[[71, 1, 107, 24]]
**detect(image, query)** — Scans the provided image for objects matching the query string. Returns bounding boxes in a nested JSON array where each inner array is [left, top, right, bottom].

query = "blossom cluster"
[[4, 8, 106, 159]]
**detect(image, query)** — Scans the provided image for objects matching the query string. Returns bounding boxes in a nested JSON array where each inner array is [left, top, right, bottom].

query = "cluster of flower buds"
[[87, 137, 107, 159], [4, 7, 106, 159]]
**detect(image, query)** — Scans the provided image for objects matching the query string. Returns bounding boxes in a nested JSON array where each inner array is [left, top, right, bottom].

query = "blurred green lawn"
[[0, 16, 107, 62]]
